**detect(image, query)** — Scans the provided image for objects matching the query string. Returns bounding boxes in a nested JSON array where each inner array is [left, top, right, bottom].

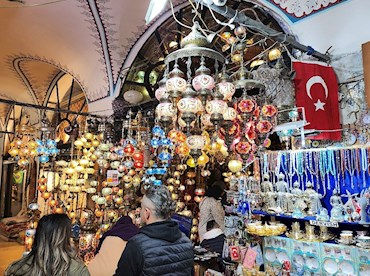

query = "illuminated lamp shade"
[[205, 100, 228, 115], [192, 67, 215, 91], [123, 90, 144, 104], [169, 41, 178, 48], [166, 63, 187, 98], [228, 159, 243, 173], [186, 157, 196, 168], [156, 102, 176, 117], [234, 25, 246, 38], [155, 76, 168, 101], [223, 107, 237, 121], [134, 161, 144, 169], [201, 113, 213, 127], [250, 59, 265, 68], [217, 80, 235, 101], [155, 86, 169, 101], [149, 70, 159, 85], [197, 152, 209, 166], [268, 48, 282, 61], [132, 152, 144, 161], [231, 53, 242, 63], [194, 188, 205, 196], [177, 98, 199, 113], [123, 143, 135, 155], [135, 71, 145, 83], [186, 135, 206, 151]]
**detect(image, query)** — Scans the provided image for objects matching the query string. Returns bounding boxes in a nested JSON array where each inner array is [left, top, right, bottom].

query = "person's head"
[[6, 214, 77, 276], [206, 220, 219, 231], [140, 184, 176, 226], [205, 185, 223, 200]]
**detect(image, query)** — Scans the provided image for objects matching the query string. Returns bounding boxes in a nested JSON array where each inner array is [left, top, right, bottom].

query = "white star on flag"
[[314, 99, 326, 111]]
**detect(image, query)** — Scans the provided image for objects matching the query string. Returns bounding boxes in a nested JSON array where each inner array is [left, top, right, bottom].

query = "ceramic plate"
[[323, 258, 338, 274], [346, 133, 357, 146], [357, 243, 370, 249], [277, 251, 289, 264], [265, 249, 276, 262], [293, 254, 304, 267], [306, 256, 319, 270], [362, 113, 370, 124], [339, 261, 355, 274]]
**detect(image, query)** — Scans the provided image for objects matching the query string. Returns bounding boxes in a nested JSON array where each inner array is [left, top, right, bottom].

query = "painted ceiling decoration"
[[267, 0, 350, 22], [15, 59, 61, 106], [0, 0, 337, 131]]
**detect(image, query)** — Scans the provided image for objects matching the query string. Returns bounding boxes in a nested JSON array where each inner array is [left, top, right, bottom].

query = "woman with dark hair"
[[199, 185, 225, 242], [5, 214, 89, 276], [88, 216, 139, 276]]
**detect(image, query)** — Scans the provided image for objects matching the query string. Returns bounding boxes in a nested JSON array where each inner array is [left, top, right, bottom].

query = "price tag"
[[107, 170, 119, 186], [309, 220, 339, 228]]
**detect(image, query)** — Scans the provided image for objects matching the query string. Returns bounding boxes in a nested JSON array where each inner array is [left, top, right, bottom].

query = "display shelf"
[[252, 210, 370, 227], [264, 236, 370, 275]]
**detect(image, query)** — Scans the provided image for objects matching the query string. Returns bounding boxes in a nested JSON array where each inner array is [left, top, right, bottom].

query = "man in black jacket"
[[115, 185, 194, 276]]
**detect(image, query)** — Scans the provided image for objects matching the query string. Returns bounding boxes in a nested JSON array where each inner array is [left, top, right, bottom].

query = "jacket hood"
[[140, 220, 182, 242]]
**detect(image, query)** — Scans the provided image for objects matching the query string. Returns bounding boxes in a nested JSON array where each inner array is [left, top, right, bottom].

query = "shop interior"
[[1, 0, 370, 275]]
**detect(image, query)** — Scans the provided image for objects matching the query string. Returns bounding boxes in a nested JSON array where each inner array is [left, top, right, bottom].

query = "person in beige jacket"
[[88, 216, 139, 276]]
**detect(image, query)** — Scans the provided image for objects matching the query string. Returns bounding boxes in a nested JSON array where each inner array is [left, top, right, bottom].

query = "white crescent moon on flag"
[[306, 76, 328, 100]]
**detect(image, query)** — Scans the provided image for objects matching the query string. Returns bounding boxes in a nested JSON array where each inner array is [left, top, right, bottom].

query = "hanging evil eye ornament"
[[151, 138, 160, 148], [39, 155, 50, 163], [158, 150, 172, 162], [123, 159, 134, 169], [152, 125, 165, 137], [36, 137, 59, 163]]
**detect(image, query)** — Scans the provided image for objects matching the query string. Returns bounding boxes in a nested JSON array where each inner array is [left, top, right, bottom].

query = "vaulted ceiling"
[[0, 0, 304, 131], [0, 0, 171, 127]]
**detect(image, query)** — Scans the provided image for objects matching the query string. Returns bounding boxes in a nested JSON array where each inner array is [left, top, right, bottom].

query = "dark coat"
[[200, 229, 225, 262], [114, 220, 194, 276]]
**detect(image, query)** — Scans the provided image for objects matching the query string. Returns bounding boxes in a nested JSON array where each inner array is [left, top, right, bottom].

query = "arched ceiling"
[[0, 0, 320, 127], [0, 0, 165, 124]]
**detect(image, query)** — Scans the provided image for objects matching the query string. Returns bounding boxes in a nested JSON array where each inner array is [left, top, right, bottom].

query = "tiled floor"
[[0, 240, 24, 275]]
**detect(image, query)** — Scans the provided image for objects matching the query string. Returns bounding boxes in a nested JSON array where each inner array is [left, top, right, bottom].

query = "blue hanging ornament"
[[151, 139, 159, 148], [39, 155, 49, 163], [153, 180, 162, 186]]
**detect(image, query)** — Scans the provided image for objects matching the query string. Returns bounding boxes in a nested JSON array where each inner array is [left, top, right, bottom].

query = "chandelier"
[[154, 22, 278, 168]]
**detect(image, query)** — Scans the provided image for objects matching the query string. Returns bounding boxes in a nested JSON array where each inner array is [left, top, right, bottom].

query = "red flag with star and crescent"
[[293, 60, 341, 140]]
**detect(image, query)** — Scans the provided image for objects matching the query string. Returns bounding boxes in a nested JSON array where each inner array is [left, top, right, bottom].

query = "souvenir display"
[[256, 147, 370, 222], [3, 3, 370, 275], [265, 236, 370, 275]]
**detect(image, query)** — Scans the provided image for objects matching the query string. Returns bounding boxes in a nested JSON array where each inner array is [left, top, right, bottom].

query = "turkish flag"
[[293, 61, 341, 140]]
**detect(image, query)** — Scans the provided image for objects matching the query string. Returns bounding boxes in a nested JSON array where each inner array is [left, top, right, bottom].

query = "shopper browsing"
[[200, 220, 225, 257], [200, 220, 225, 272], [88, 215, 139, 276], [199, 185, 225, 242], [114, 184, 194, 276], [5, 214, 89, 276]]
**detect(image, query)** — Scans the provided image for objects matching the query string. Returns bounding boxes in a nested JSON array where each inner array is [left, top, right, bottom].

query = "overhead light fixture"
[[145, 0, 168, 24], [169, 41, 178, 49]]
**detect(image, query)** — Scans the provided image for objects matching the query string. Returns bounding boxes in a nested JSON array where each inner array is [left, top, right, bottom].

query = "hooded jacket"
[[114, 220, 194, 276], [88, 216, 139, 276]]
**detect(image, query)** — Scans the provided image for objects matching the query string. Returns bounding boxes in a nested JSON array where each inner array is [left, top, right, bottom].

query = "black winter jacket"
[[114, 220, 194, 276]]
